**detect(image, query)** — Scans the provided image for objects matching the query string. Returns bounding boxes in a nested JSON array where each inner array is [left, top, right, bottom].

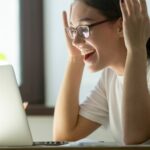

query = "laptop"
[[0, 64, 67, 146]]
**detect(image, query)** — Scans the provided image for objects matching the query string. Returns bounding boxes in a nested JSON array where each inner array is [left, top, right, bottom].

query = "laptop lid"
[[0, 64, 33, 146]]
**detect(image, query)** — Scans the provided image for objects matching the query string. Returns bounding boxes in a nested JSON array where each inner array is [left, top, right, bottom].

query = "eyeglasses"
[[66, 19, 110, 40]]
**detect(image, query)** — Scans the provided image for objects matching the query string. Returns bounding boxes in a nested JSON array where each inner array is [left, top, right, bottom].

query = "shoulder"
[[147, 59, 150, 72], [97, 67, 117, 88], [147, 59, 150, 88], [100, 67, 117, 81]]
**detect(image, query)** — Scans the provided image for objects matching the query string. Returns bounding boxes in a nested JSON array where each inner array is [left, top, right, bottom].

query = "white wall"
[[0, 0, 21, 84], [147, 0, 150, 15]]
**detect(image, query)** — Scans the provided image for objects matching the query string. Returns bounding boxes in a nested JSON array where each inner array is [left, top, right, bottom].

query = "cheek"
[[97, 31, 117, 51], [90, 33, 116, 53], [91, 27, 116, 45]]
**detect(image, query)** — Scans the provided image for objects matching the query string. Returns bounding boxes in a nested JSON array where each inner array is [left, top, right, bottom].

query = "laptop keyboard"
[[33, 141, 68, 146]]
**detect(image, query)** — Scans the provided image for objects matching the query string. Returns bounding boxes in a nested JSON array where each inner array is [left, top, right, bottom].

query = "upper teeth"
[[80, 50, 95, 56]]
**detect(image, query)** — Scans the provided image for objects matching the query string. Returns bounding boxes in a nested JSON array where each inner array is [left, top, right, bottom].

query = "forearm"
[[53, 56, 84, 140], [123, 49, 150, 144]]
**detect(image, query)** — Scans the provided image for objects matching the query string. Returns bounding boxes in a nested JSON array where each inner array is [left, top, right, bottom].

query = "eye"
[[78, 26, 89, 38]]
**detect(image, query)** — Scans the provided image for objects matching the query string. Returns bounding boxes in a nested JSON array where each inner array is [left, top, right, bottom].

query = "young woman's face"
[[70, 1, 126, 72]]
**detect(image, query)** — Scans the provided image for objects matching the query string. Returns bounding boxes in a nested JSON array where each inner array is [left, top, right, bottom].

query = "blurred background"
[[0, 0, 150, 141]]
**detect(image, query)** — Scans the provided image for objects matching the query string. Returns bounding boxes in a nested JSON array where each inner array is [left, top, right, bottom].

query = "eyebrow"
[[79, 17, 95, 22], [70, 17, 95, 26]]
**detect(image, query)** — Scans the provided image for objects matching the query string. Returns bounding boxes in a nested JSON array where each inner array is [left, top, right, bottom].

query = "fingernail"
[[121, 0, 124, 3]]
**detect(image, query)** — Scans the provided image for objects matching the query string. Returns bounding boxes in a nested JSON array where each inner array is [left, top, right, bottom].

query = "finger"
[[62, 11, 74, 50], [139, 0, 148, 15], [62, 11, 71, 40], [120, 0, 128, 19], [125, 0, 133, 16], [146, 19, 150, 37], [23, 102, 28, 110], [62, 11, 68, 28], [131, 0, 141, 15]]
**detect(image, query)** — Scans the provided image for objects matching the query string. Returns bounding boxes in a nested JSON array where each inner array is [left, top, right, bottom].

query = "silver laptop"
[[0, 64, 67, 146]]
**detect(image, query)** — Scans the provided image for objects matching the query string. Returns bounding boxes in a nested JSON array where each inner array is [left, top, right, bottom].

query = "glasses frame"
[[66, 19, 110, 40]]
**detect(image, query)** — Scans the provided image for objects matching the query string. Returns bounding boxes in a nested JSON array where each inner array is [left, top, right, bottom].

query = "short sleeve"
[[79, 70, 109, 127], [147, 59, 150, 93], [141, 139, 150, 144]]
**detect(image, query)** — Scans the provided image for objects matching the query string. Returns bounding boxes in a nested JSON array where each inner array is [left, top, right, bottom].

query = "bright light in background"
[[0, 0, 21, 85], [147, 0, 150, 16]]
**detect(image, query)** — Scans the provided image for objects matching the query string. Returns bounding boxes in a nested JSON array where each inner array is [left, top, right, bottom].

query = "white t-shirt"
[[79, 60, 150, 144]]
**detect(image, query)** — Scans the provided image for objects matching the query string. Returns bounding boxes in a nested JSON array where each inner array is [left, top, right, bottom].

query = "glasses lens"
[[66, 27, 76, 39], [78, 26, 89, 39], [66, 26, 89, 39]]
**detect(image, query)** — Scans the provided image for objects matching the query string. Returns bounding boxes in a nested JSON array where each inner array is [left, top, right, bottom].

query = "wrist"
[[67, 55, 84, 65], [127, 47, 147, 57], [126, 49, 147, 64]]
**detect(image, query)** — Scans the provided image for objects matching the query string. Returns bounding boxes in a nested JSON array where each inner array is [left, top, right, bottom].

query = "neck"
[[110, 63, 125, 76], [109, 47, 127, 76]]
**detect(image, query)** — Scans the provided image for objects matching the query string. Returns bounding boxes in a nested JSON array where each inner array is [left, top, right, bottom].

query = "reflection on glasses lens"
[[78, 26, 89, 39], [66, 26, 90, 40]]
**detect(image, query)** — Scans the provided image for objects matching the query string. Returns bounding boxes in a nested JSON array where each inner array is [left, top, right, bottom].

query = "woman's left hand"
[[120, 0, 150, 52], [23, 102, 28, 110]]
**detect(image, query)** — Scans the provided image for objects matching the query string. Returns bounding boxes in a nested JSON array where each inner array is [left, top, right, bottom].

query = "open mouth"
[[84, 51, 96, 60], [80, 48, 96, 61]]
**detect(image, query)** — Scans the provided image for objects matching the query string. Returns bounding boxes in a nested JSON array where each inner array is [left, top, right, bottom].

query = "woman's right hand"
[[62, 11, 82, 58]]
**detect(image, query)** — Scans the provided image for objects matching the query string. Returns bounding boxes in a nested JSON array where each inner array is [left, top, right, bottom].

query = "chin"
[[87, 65, 103, 73]]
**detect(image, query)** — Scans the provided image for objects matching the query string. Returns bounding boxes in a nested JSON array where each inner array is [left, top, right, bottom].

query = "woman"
[[53, 0, 150, 144]]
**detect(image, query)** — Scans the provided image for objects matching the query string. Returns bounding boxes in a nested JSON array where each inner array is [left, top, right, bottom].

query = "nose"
[[72, 33, 85, 48]]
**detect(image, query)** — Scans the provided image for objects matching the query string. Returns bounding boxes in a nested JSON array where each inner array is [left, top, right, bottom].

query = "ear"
[[116, 17, 123, 38]]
